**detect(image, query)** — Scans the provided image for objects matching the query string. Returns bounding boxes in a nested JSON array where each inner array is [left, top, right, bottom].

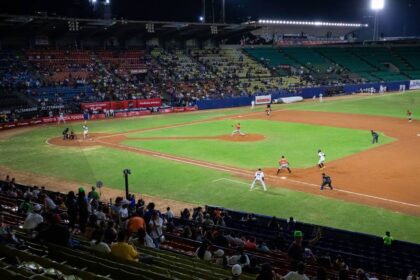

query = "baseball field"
[[1, 91, 420, 243]]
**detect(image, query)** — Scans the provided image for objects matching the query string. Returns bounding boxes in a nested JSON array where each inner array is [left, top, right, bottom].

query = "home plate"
[[280, 176, 287, 179]]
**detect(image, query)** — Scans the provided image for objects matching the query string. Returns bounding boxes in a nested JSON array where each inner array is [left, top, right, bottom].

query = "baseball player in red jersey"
[[407, 109, 413, 122], [277, 155, 292, 174], [231, 122, 245, 136]]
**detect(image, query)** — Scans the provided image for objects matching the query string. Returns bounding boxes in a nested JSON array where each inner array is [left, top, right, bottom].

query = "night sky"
[[3, 0, 420, 36]]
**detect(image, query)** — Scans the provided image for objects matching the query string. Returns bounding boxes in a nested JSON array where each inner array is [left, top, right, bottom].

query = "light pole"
[[371, 0, 385, 40], [123, 169, 131, 199]]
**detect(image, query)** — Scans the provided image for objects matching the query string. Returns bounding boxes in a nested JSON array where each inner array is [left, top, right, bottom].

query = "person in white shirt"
[[83, 124, 89, 140], [317, 149, 326, 169], [148, 211, 164, 248], [164, 207, 174, 221], [195, 241, 212, 261], [282, 262, 310, 280], [90, 230, 111, 254], [250, 168, 267, 191], [23, 204, 44, 230], [57, 111, 66, 124]]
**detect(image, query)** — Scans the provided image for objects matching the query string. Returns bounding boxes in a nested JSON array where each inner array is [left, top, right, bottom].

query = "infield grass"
[[0, 91, 419, 243]]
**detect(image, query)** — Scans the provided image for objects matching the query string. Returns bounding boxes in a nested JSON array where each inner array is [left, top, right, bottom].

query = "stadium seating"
[[1, 179, 418, 280], [191, 48, 272, 78]]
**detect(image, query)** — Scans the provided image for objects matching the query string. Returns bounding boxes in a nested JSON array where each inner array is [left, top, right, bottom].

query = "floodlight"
[[199, 16, 204, 22], [371, 0, 384, 10], [105, 0, 110, 5]]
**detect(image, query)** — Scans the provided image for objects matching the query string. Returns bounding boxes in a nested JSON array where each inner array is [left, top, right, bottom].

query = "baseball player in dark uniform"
[[371, 130, 379, 144], [321, 173, 333, 190]]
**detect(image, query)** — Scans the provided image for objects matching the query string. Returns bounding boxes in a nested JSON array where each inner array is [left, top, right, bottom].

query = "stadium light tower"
[[371, 0, 384, 40]]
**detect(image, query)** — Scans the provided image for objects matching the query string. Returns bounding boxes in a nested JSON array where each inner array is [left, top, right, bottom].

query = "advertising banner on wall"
[[409, 80, 420, 90], [255, 95, 272, 105]]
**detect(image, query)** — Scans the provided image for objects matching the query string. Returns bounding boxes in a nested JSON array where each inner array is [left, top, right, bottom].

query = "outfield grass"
[[124, 119, 393, 169], [286, 91, 420, 119], [0, 92, 420, 243]]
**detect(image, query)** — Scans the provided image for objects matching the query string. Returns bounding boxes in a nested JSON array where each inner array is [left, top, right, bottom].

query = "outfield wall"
[[196, 80, 411, 110]]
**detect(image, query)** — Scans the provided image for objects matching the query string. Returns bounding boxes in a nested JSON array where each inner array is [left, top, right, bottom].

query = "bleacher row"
[[245, 45, 420, 82], [1, 179, 419, 280]]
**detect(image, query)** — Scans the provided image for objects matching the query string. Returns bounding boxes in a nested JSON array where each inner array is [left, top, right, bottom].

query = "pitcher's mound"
[[47, 133, 110, 147]]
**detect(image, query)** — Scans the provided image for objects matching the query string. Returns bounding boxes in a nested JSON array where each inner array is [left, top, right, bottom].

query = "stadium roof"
[[0, 14, 367, 41]]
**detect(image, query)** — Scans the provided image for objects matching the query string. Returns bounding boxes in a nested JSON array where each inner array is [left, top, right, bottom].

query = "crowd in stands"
[[1, 175, 418, 280], [1, 45, 419, 123]]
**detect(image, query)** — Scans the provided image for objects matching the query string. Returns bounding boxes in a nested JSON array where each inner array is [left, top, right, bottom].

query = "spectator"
[[383, 231, 394, 247], [132, 228, 156, 248], [164, 206, 174, 221], [282, 262, 310, 280], [244, 237, 257, 250], [228, 264, 242, 280], [127, 212, 146, 236], [65, 191, 78, 231], [90, 229, 111, 254], [288, 230, 320, 270], [36, 213, 70, 247], [257, 263, 280, 280], [356, 268, 378, 280], [22, 204, 44, 230], [195, 240, 212, 261], [104, 220, 117, 244], [213, 249, 227, 266], [148, 210, 163, 248], [407, 270, 419, 280], [111, 230, 139, 261], [77, 188, 89, 233], [228, 248, 250, 268], [88, 186, 100, 200], [19, 197, 33, 214]]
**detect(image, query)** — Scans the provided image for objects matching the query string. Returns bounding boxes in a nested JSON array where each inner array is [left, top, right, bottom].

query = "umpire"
[[371, 130, 379, 144], [321, 173, 333, 190]]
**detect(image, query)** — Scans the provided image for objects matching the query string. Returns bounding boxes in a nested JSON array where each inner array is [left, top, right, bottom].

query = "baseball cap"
[[214, 249, 224, 257], [232, 264, 242, 276], [78, 187, 85, 193], [294, 230, 303, 238]]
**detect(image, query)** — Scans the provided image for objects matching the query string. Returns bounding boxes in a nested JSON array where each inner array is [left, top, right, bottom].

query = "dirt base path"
[[242, 110, 420, 216]]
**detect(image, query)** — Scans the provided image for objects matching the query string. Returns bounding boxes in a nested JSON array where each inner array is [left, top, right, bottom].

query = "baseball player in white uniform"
[[317, 149, 326, 169], [250, 168, 267, 191], [57, 111, 66, 124], [83, 124, 89, 140]]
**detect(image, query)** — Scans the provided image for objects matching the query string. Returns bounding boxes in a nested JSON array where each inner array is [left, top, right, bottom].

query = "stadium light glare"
[[371, 0, 384, 10], [105, 0, 110, 5], [257, 19, 367, 28]]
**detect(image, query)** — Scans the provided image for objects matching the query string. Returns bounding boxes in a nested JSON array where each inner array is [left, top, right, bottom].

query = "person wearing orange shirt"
[[127, 213, 146, 236], [277, 155, 292, 175]]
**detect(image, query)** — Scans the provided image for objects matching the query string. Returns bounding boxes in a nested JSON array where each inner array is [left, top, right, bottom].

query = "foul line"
[[96, 139, 420, 209]]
